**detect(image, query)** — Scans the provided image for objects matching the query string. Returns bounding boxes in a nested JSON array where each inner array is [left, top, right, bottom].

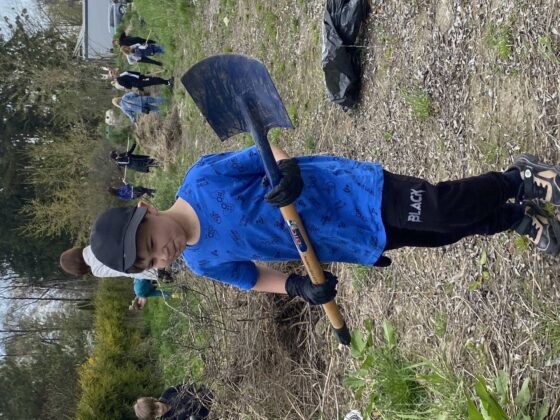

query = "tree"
[[0, 310, 93, 419], [0, 10, 112, 130], [20, 124, 119, 243]]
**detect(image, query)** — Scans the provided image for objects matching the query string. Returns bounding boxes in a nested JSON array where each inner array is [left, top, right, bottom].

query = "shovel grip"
[[280, 205, 349, 344]]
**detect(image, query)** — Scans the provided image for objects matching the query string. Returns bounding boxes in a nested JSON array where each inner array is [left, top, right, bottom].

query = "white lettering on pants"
[[407, 189, 425, 222]]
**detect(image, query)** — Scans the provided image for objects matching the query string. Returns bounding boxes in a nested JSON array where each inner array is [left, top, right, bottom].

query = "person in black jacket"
[[110, 143, 159, 173], [114, 31, 158, 47], [113, 70, 173, 91], [133, 384, 213, 420]]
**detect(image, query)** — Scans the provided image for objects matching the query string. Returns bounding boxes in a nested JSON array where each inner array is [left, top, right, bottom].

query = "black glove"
[[285, 271, 338, 305], [264, 158, 304, 207], [373, 255, 392, 267]]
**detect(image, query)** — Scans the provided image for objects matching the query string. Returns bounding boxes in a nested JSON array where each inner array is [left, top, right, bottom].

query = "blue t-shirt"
[[116, 184, 134, 200], [177, 147, 386, 290], [133, 278, 158, 297]]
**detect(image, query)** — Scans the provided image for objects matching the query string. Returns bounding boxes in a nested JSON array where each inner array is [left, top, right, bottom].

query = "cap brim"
[[123, 206, 147, 272]]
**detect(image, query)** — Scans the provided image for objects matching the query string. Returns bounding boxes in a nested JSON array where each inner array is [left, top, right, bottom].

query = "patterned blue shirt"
[[177, 147, 386, 290], [115, 184, 134, 200]]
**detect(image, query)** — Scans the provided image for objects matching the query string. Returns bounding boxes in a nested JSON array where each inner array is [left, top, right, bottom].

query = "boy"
[[90, 145, 560, 305]]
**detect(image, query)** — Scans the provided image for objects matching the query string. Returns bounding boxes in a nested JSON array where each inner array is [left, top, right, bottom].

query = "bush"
[[76, 279, 162, 420]]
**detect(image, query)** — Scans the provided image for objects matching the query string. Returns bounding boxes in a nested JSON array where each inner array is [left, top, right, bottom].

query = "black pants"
[[381, 171, 523, 250], [137, 76, 168, 89], [133, 186, 155, 197]]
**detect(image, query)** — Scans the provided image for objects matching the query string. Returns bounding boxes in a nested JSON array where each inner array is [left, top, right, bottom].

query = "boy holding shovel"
[[90, 54, 559, 320], [89, 143, 560, 306]]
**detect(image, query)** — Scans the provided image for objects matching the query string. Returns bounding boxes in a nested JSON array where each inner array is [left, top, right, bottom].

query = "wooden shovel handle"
[[279, 204, 351, 345]]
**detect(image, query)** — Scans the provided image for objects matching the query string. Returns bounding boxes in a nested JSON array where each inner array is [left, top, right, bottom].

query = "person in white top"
[[121, 43, 164, 67], [60, 246, 158, 279]]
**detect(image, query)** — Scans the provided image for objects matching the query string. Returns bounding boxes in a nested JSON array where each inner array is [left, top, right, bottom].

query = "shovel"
[[181, 54, 351, 345]]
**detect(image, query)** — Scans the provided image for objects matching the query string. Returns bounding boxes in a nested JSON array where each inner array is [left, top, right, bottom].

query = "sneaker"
[[167, 77, 174, 87], [515, 202, 560, 255], [508, 154, 560, 206]]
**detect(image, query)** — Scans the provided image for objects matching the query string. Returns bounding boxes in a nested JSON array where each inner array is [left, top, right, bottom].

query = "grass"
[[345, 320, 468, 418], [351, 265, 372, 292], [486, 23, 514, 61], [142, 295, 206, 385], [403, 90, 432, 121], [538, 35, 560, 64]]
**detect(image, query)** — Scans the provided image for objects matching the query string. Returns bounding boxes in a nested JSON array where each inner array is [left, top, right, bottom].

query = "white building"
[[74, 0, 114, 59]]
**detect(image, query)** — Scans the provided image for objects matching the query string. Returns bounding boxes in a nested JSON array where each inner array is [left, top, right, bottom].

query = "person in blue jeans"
[[90, 145, 560, 306], [112, 92, 163, 123]]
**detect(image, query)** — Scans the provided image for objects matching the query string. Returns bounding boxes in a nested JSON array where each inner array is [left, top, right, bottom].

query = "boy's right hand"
[[264, 158, 303, 207], [285, 271, 338, 305]]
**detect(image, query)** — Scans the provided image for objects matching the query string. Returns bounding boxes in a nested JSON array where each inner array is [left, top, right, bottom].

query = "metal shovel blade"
[[180, 54, 293, 141]]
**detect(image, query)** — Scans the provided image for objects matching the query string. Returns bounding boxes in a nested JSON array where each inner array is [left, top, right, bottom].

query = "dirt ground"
[[151, 0, 560, 418]]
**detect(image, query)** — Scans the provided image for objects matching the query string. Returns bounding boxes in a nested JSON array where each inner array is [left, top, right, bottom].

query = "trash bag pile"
[[322, 0, 370, 110]]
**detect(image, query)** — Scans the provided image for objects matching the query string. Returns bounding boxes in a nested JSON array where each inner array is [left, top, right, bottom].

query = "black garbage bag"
[[322, 0, 370, 110]]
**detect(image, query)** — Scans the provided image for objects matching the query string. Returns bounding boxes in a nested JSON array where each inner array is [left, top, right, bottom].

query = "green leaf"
[[479, 250, 487, 265], [383, 320, 396, 347], [468, 280, 482, 292], [354, 384, 366, 400], [481, 271, 490, 281], [466, 395, 484, 420], [343, 375, 364, 392], [514, 378, 530, 411], [494, 370, 509, 403], [363, 319, 374, 332], [474, 377, 508, 419], [363, 392, 377, 419], [360, 353, 374, 370], [350, 330, 367, 358], [535, 401, 550, 420]]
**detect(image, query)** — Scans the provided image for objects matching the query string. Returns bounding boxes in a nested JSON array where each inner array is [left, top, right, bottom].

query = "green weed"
[[467, 373, 549, 420], [433, 312, 448, 338], [486, 23, 514, 61], [304, 136, 316, 152], [538, 35, 560, 64], [268, 128, 282, 144], [310, 23, 321, 46], [287, 105, 299, 127], [240, 133, 253, 148], [513, 235, 529, 253], [403, 90, 431, 121], [538, 306, 560, 357], [382, 131, 393, 141], [468, 250, 491, 292], [345, 320, 468, 418], [351, 265, 371, 292], [142, 296, 206, 384], [480, 139, 506, 164], [290, 16, 299, 34], [263, 12, 278, 40]]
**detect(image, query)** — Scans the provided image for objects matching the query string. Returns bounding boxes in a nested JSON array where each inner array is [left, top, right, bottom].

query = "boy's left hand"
[[285, 271, 338, 305], [264, 159, 303, 207]]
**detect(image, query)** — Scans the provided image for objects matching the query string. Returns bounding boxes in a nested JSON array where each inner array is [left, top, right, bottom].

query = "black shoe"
[[515, 201, 560, 256], [508, 154, 560, 206], [167, 77, 174, 87]]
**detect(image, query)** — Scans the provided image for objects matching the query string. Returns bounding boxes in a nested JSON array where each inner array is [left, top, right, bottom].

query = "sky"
[[0, 0, 40, 33]]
